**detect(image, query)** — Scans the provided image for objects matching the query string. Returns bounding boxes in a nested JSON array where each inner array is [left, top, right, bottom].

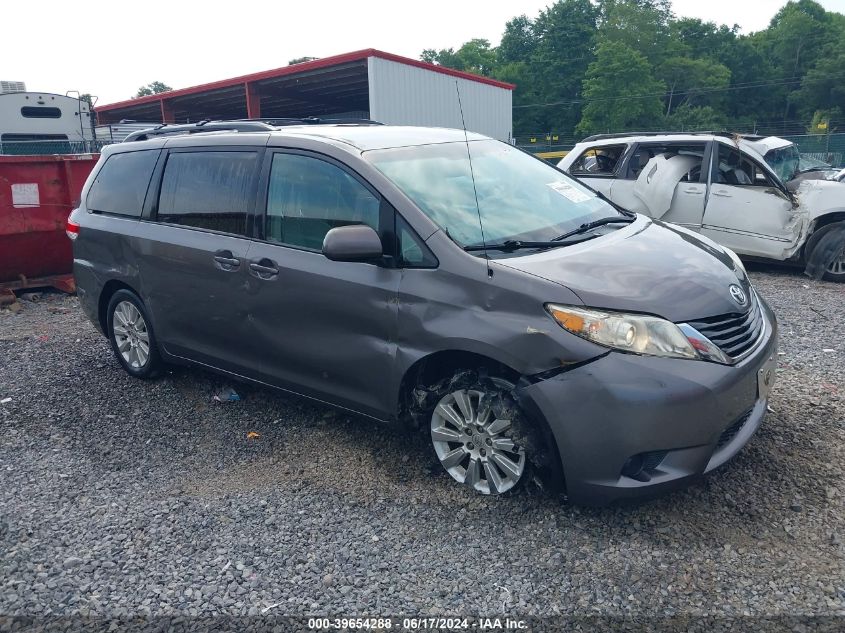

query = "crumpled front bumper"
[[517, 298, 778, 506]]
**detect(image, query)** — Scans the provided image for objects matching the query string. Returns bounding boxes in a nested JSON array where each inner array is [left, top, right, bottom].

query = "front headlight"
[[546, 304, 698, 360]]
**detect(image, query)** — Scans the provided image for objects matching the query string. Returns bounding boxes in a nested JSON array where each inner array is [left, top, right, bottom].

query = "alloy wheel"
[[112, 300, 150, 369], [430, 388, 526, 494], [828, 250, 845, 276]]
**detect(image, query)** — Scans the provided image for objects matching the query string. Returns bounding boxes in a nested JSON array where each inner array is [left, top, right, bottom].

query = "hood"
[[795, 178, 845, 221], [493, 217, 751, 323]]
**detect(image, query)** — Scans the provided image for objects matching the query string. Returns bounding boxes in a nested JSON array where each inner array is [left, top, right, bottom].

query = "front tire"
[[805, 221, 845, 282], [106, 289, 162, 378], [427, 372, 532, 495]]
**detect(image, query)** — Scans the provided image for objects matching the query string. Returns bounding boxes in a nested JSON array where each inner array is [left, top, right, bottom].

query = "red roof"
[[96, 49, 515, 113]]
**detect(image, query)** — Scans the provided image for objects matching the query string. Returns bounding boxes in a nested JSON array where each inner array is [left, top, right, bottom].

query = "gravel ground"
[[0, 268, 843, 626]]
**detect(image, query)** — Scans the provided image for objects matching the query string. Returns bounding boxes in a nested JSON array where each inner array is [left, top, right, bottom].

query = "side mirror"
[[322, 225, 383, 262]]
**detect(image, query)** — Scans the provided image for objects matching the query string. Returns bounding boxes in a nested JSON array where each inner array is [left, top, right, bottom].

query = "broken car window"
[[716, 145, 778, 188], [627, 144, 706, 181]]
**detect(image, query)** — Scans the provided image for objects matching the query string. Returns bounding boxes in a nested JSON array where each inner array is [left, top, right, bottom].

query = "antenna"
[[455, 80, 492, 277]]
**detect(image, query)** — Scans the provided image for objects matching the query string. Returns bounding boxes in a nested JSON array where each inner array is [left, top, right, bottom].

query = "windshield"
[[763, 143, 800, 182], [366, 140, 620, 248]]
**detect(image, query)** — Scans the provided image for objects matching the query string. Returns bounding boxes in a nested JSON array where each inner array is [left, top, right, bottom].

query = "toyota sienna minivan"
[[68, 121, 778, 504]]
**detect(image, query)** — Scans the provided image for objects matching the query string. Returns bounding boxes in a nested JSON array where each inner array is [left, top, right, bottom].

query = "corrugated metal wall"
[[367, 58, 512, 142]]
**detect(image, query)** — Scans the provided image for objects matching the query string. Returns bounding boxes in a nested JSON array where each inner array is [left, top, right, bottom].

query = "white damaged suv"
[[559, 132, 845, 281]]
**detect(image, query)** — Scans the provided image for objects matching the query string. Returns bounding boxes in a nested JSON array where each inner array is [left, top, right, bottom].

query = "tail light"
[[66, 212, 80, 241]]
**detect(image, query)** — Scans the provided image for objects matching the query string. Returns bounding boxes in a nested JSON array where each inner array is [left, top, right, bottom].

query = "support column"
[[245, 82, 261, 119], [160, 99, 175, 124]]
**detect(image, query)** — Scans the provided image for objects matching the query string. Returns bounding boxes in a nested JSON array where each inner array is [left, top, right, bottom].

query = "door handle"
[[249, 259, 279, 280], [712, 189, 732, 198], [683, 187, 704, 194], [213, 250, 241, 271]]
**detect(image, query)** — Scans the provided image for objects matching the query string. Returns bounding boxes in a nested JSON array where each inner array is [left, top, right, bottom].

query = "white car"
[[559, 133, 845, 281]]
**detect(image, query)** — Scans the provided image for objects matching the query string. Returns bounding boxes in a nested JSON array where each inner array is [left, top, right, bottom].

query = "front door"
[[701, 143, 797, 259], [243, 150, 401, 419]]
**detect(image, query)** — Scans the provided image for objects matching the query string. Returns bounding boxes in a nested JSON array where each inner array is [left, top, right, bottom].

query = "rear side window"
[[157, 151, 258, 235], [265, 153, 380, 250], [87, 150, 160, 217]]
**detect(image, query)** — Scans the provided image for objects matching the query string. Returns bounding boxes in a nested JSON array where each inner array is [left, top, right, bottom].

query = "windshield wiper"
[[552, 214, 636, 241], [464, 234, 599, 252]]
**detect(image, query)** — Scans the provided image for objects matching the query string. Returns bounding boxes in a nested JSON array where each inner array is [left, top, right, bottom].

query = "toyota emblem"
[[729, 284, 748, 306]]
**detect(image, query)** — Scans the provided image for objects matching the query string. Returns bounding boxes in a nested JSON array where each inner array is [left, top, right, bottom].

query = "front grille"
[[716, 409, 753, 450], [687, 293, 763, 361]]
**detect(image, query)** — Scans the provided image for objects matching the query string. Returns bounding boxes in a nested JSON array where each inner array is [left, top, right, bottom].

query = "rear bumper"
[[518, 298, 778, 505]]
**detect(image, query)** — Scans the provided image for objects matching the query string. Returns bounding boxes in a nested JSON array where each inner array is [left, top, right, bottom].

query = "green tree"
[[793, 34, 845, 120], [525, 0, 600, 136], [665, 104, 723, 131], [753, 0, 838, 122], [498, 15, 537, 64], [576, 41, 666, 135], [658, 56, 731, 114], [135, 81, 172, 98], [597, 0, 679, 66], [421, 39, 497, 76], [288, 56, 318, 65]]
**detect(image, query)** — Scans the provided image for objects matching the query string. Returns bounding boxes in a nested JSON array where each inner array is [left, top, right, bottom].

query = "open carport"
[[95, 49, 514, 141]]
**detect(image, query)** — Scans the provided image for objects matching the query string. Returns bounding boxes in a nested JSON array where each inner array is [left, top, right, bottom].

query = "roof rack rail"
[[122, 116, 383, 142], [122, 120, 275, 142], [236, 116, 384, 127], [580, 130, 750, 142]]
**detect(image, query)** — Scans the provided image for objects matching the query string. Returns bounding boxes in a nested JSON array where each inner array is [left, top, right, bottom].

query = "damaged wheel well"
[[399, 351, 519, 422], [809, 211, 845, 238], [98, 280, 140, 334], [399, 351, 565, 493]]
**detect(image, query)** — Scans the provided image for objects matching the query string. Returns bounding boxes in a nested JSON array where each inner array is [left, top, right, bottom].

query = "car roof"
[[110, 124, 491, 154], [267, 125, 490, 151], [576, 133, 722, 146], [571, 133, 780, 165]]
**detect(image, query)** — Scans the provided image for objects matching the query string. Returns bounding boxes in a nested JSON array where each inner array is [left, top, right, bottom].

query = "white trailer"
[[0, 89, 94, 149]]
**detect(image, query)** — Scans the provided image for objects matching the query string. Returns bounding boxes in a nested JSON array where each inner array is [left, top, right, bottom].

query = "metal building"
[[95, 49, 514, 141]]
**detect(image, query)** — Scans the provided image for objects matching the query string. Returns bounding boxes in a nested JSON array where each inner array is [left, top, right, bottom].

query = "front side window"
[[367, 140, 620, 249], [569, 144, 626, 175], [265, 153, 380, 250], [396, 215, 437, 268], [87, 150, 160, 217], [157, 151, 257, 235]]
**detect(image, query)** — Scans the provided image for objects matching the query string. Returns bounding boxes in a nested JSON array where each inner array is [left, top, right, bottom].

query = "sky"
[[3, 0, 845, 106]]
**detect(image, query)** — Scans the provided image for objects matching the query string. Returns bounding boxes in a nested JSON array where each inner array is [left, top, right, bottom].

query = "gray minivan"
[[68, 122, 778, 504]]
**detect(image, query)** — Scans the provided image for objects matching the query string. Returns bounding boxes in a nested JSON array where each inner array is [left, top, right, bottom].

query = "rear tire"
[[106, 289, 162, 378], [805, 221, 845, 282], [425, 370, 536, 495]]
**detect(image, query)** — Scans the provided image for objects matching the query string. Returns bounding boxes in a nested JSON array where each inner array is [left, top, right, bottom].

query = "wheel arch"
[[397, 348, 565, 492], [98, 279, 141, 334], [808, 210, 845, 237]]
